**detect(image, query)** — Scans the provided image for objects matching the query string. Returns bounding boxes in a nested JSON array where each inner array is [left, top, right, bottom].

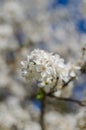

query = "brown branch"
[[47, 77, 75, 97], [40, 94, 45, 130], [80, 62, 86, 74], [47, 94, 86, 107], [62, 77, 75, 88]]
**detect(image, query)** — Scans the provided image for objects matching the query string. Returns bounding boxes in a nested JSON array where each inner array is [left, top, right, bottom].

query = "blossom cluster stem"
[[40, 94, 46, 130]]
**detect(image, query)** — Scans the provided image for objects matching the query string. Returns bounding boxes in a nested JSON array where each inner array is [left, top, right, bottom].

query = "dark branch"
[[80, 62, 86, 74], [47, 94, 86, 107], [40, 94, 45, 130], [62, 77, 75, 88]]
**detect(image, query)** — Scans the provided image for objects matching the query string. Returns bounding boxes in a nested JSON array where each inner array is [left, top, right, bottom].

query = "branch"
[[47, 94, 86, 107], [40, 94, 45, 130], [62, 77, 75, 88], [80, 62, 86, 74]]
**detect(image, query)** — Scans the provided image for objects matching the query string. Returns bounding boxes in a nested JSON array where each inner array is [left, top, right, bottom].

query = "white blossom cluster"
[[21, 49, 80, 93]]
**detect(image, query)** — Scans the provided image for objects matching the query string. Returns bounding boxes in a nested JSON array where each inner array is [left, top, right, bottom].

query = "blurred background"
[[0, 0, 86, 130]]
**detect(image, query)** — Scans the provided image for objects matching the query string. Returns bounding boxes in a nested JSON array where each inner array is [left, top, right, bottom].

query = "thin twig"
[[62, 77, 75, 88]]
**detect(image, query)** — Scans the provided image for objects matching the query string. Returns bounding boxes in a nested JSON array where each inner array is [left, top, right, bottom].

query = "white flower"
[[21, 49, 80, 93]]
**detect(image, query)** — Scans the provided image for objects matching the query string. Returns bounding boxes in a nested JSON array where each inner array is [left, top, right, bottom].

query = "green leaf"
[[36, 93, 44, 100]]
